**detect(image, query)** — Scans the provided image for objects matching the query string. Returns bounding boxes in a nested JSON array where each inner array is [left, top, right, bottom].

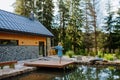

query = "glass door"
[[39, 42, 45, 57]]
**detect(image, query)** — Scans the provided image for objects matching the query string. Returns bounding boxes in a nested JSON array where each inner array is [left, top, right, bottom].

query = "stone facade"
[[0, 46, 39, 62]]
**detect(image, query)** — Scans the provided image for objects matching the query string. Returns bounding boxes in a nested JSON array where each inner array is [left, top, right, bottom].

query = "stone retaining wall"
[[0, 46, 39, 62]]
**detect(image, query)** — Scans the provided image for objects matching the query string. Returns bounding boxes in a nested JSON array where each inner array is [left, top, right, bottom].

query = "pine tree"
[[13, 0, 35, 17], [65, 0, 83, 52], [36, 0, 54, 31], [104, 0, 114, 53], [81, 0, 98, 55], [112, 8, 120, 53]]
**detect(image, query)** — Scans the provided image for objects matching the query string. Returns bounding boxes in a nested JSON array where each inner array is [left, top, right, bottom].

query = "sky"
[[0, 0, 15, 12]]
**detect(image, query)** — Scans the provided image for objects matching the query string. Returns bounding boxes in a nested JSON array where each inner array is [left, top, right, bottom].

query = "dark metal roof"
[[0, 9, 54, 37]]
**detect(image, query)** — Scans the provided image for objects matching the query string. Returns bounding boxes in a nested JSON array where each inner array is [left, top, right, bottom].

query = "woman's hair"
[[58, 42, 62, 46]]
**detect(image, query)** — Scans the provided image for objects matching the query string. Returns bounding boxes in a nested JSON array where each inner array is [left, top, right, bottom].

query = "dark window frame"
[[0, 39, 18, 46]]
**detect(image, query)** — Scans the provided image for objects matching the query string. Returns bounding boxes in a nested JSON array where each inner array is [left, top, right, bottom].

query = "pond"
[[2, 65, 120, 80]]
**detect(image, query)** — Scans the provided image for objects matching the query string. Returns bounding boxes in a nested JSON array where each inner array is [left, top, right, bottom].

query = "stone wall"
[[0, 46, 39, 62]]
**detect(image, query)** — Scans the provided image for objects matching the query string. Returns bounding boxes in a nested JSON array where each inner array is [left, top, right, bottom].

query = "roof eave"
[[0, 28, 54, 37]]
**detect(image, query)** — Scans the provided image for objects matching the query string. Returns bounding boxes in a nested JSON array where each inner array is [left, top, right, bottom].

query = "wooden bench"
[[0, 61, 17, 69]]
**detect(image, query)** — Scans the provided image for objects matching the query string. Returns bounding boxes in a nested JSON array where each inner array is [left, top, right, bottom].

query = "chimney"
[[29, 11, 34, 20]]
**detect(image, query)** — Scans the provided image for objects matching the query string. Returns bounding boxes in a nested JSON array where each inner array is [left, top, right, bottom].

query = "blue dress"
[[55, 46, 63, 57]]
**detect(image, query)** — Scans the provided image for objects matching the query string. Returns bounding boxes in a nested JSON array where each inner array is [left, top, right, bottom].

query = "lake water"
[[2, 65, 120, 80]]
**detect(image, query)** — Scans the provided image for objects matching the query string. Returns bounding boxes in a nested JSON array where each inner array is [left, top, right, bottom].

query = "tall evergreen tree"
[[81, 0, 94, 55], [57, 0, 69, 42], [81, 0, 98, 55], [13, 0, 35, 17], [104, 0, 114, 53], [112, 8, 120, 53], [36, 0, 54, 31], [66, 0, 83, 52]]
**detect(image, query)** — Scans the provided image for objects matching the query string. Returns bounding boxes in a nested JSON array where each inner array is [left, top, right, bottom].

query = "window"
[[0, 39, 18, 46]]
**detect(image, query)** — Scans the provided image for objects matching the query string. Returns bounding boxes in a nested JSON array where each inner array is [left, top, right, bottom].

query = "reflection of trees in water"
[[4, 66, 120, 80], [60, 65, 120, 80]]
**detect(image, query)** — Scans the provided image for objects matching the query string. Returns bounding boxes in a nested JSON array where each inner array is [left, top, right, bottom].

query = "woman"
[[52, 42, 64, 64]]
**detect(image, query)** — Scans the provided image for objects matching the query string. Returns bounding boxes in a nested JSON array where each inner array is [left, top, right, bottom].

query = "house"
[[0, 9, 54, 62]]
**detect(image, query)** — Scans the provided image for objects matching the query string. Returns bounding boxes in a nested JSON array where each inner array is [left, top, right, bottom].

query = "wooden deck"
[[24, 60, 75, 68]]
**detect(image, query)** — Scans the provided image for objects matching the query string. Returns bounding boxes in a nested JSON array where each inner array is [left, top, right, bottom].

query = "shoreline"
[[0, 56, 120, 79]]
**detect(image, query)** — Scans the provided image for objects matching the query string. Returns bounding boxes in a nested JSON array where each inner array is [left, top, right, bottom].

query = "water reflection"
[[3, 65, 120, 80], [54, 65, 120, 80], [63, 65, 120, 80]]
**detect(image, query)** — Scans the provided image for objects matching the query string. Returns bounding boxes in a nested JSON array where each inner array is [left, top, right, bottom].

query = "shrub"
[[104, 54, 114, 61], [117, 55, 120, 59], [66, 50, 74, 58], [75, 49, 87, 56], [98, 50, 103, 58]]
